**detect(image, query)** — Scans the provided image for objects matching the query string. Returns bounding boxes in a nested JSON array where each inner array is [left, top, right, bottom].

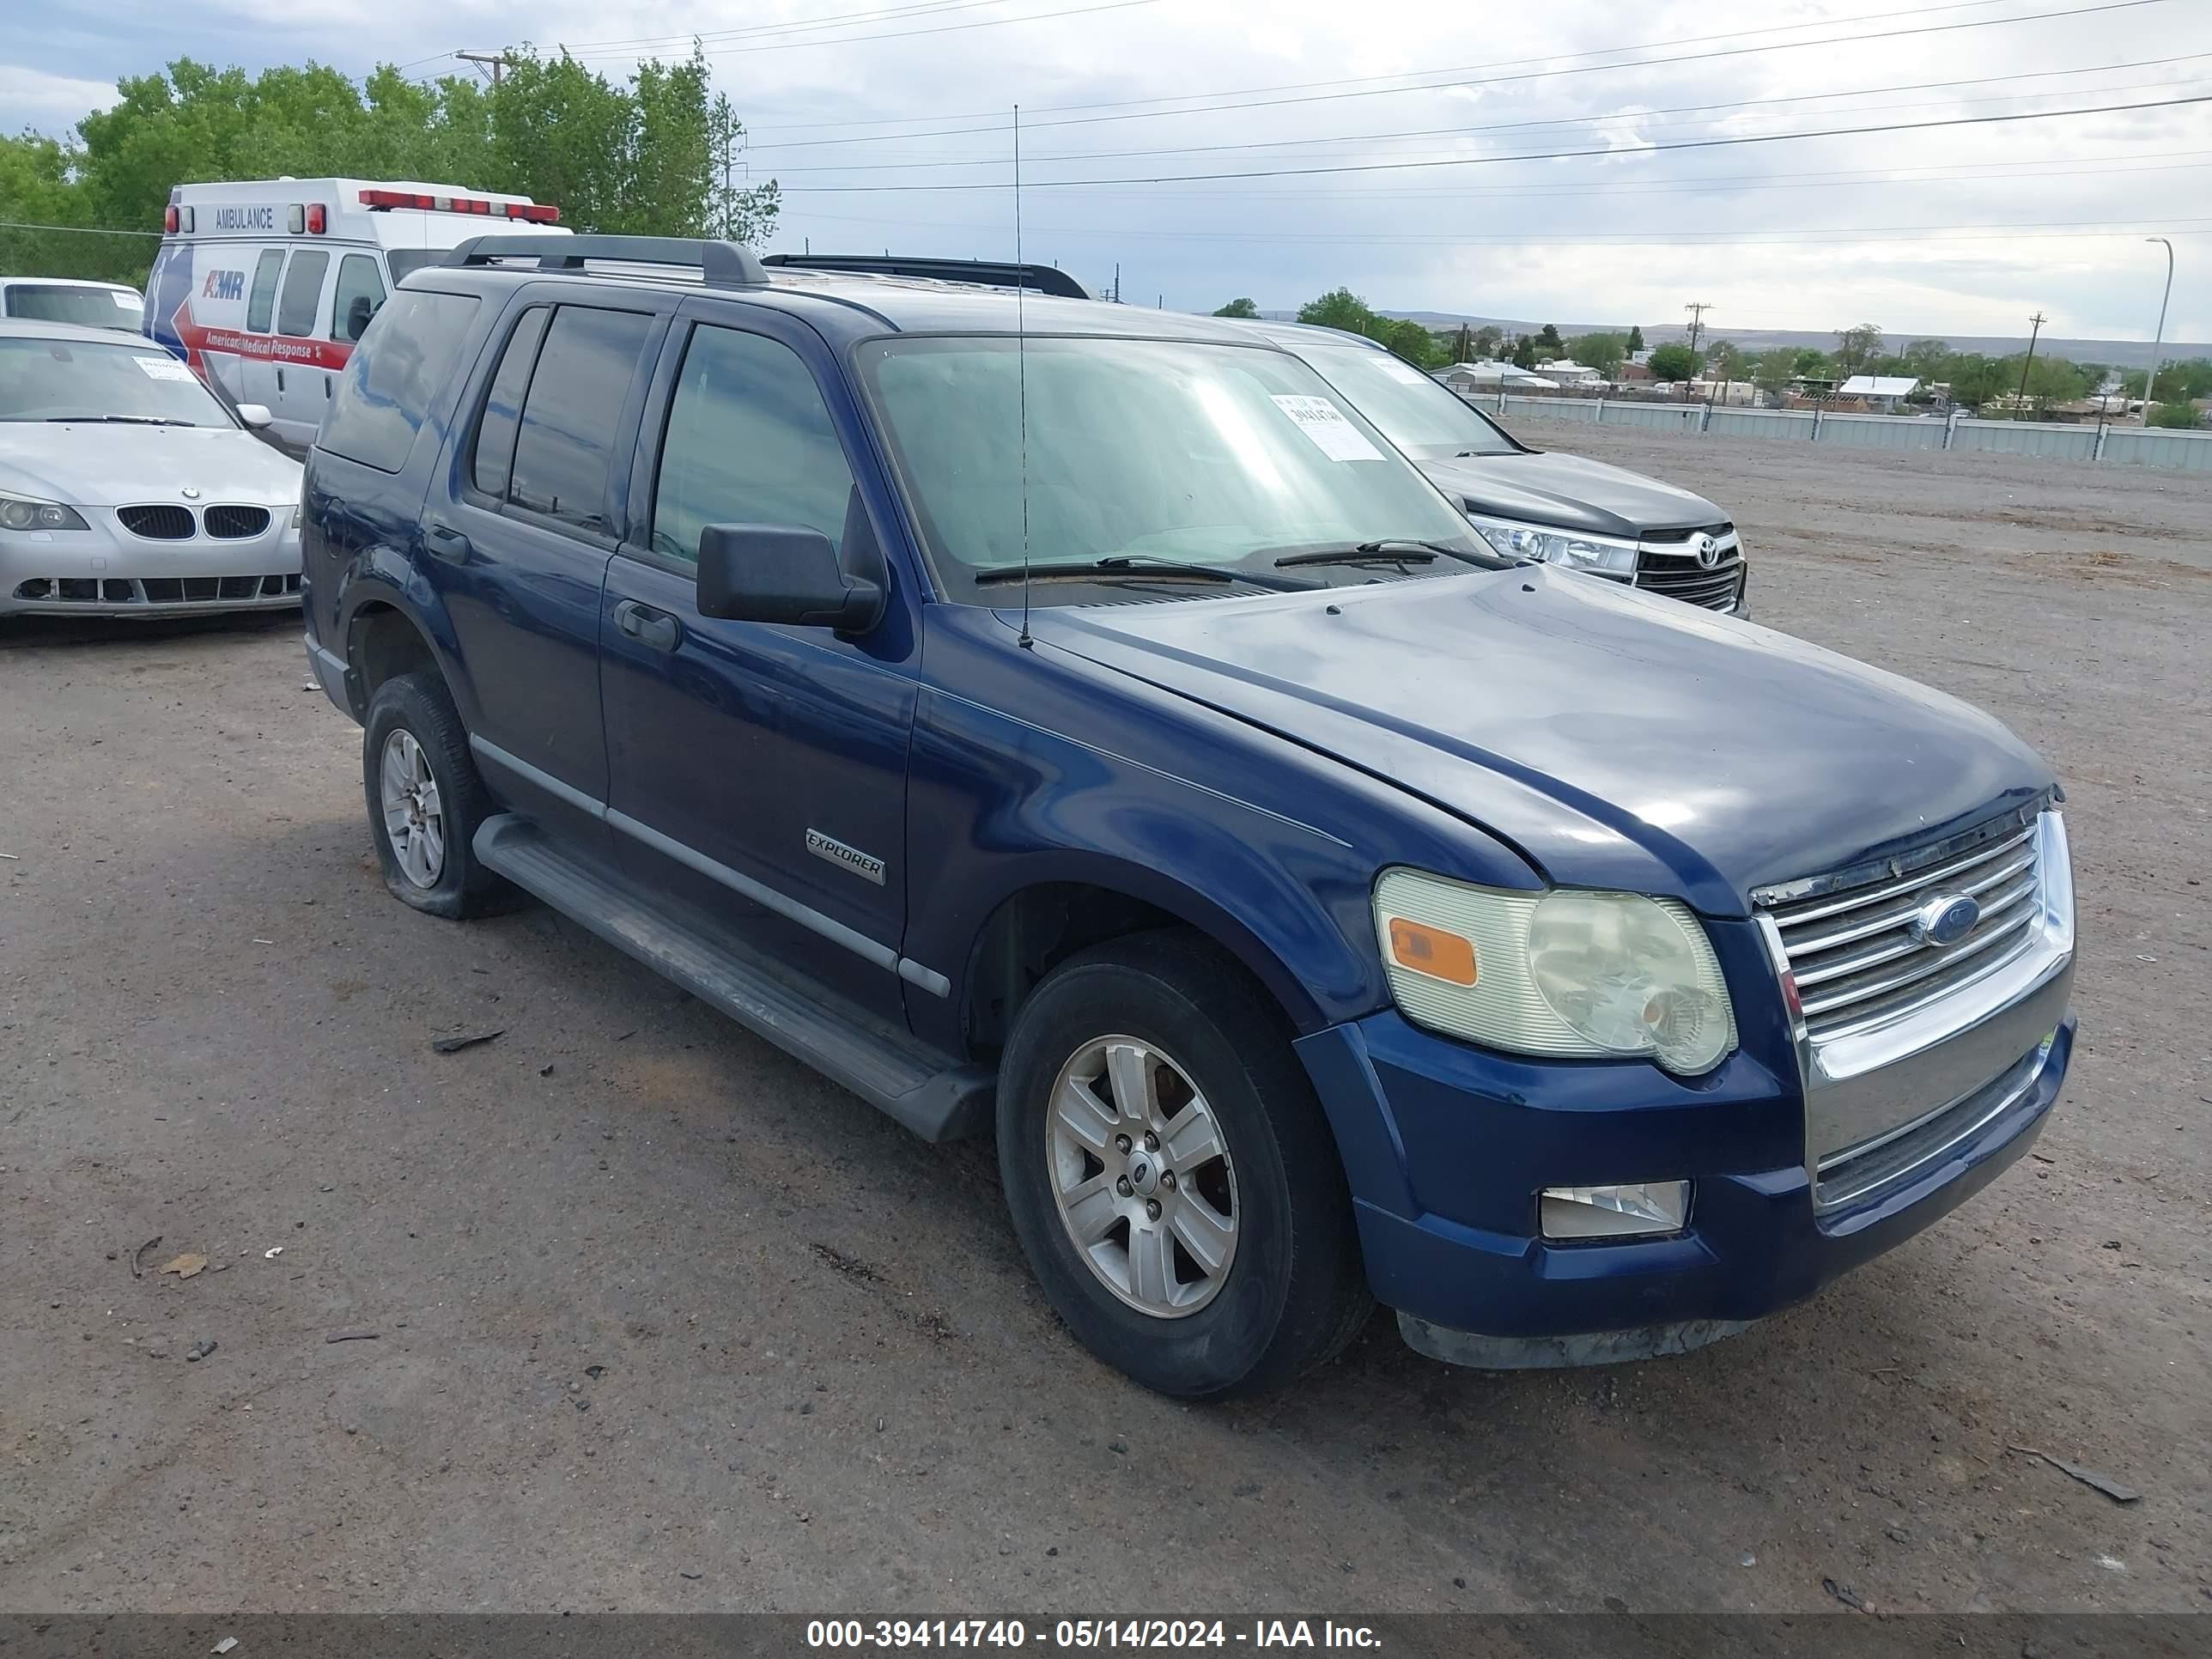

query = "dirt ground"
[[2, 428, 2207, 1618]]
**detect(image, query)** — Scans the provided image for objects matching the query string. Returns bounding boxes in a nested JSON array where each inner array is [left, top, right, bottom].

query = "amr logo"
[[200, 269, 246, 301]]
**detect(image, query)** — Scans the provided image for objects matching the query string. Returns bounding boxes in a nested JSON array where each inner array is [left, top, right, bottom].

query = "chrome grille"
[[118, 504, 195, 539], [12, 574, 301, 605], [1635, 524, 1743, 611], [1759, 807, 2046, 1042], [204, 504, 271, 538]]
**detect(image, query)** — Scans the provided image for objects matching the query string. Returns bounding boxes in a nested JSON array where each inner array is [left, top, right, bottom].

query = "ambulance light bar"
[[359, 190, 561, 223]]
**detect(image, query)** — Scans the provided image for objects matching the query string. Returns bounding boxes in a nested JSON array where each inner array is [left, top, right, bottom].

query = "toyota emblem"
[[1695, 534, 1719, 568]]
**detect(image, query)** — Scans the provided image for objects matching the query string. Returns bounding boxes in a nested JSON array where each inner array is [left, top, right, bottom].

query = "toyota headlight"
[[0, 490, 91, 532], [1375, 869, 1736, 1075], [1466, 512, 1637, 576]]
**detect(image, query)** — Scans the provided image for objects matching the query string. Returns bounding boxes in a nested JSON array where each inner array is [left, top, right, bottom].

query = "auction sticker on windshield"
[[1371, 356, 1430, 386], [135, 356, 198, 381], [1270, 394, 1383, 461]]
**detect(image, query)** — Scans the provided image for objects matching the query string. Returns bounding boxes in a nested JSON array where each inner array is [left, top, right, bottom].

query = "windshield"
[[1297, 343, 1519, 458], [860, 335, 1485, 604], [4, 284, 143, 332], [0, 337, 232, 426]]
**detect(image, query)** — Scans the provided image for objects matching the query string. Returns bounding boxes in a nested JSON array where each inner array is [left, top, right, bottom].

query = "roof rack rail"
[[446, 235, 767, 288], [760, 252, 1093, 301]]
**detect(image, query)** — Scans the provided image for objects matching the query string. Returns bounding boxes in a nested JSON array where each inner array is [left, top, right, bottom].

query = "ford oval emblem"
[[1695, 534, 1720, 568], [1911, 893, 1980, 946]]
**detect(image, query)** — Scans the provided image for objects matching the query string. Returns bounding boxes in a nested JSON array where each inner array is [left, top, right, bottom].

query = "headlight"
[[1466, 512, 1638, 576], [290, 502, 303, 532], [0, 491, 91, 532], [1374, 869, 1736, 1075]]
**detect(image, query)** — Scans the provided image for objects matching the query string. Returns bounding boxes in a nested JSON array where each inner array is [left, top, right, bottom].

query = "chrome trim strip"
[[1753, 801, 2042, 909], [1782, 847, 2037, 956], [1815, 1044, 2048, 1209], [469, 736, 951, 998], [1797, 901, 2037, 1012], [1766, 823, 2037, 927]]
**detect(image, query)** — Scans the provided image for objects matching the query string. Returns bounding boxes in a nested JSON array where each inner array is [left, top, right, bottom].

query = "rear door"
[[430, 293, 667, 854], [269, 246, 335, 444], [599, 302, 921, 1021]]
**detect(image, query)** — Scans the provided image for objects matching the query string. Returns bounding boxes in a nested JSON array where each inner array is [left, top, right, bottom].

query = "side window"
[[245, 250, 284, 332], [320, 289, 482, 474], [276, 249, 328, 338], [507, 306, 654, 532], [331, 254, 386, 343], [471, 307, 551, 500], [650, 325, 856, 566]]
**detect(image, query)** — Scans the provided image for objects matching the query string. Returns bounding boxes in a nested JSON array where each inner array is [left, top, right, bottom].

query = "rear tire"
[[362, 670, 508, 920], [997, 931, 1371, 1398]]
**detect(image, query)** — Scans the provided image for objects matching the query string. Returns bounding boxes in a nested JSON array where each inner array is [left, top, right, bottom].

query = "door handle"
[[276, 367, 285, 392], [422, 521, 471, 563], [614, 599, 681, 653]]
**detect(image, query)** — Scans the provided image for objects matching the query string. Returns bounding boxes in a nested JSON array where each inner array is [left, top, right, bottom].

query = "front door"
[[599, 307, 920, 1022], [430, 295, 665, 853]]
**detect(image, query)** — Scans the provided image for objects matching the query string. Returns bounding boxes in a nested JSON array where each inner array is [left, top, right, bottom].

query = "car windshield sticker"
[[1372, 356, 1428, 386], [112, 292, 142, 311], [1270, 394, 1383, 462], [135, 356, 197, 382]]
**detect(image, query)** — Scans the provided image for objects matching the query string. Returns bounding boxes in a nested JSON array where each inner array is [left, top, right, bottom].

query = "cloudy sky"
[[9, 0, 2210, 349]]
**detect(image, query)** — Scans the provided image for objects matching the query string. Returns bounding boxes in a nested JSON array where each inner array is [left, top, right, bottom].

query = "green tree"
[[1566, 331, 1626, 377], [1833, 322, 1884, 378], [2147, 400, 2205, 428], [1647, 343, 1700, 382], [705, 89, 780, 244], [1534, 322, 1564, 357], [1899, 337, 1949, 378], [1790, 347, 1834, 380], [1378, 317, 1444, 369], [1297, 286, 1376, 336], [1706, 339, 1751, 387], [1212, 297, 1261, 319], [1472, 324, 1504, 358], [1510, 333, 1538, 370], [1448, 322, 1472, 362], [1626, 324, 1644, 353]]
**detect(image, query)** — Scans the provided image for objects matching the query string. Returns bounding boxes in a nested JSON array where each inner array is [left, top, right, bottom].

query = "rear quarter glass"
[[319, 289, 482, 474]]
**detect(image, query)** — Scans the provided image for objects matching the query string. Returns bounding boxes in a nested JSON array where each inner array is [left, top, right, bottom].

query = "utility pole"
[[1684, 301, 1712, 356], [455, 50, 507, 85], [1112, 262, 1121, 303], [2015, 310, 2047, 410], [2145, 237, 2174, 415]]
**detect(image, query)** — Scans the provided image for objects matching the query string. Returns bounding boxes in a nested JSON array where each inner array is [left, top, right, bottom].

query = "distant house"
[[1834, 374, 1921, 413], [1618, 360, 1654, 383], [1437, 360, 1552, 392], [1530, 359, 1603, 387]]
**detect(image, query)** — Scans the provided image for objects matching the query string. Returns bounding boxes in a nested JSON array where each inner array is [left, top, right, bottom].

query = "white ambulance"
[[143, 178, 568, 448]]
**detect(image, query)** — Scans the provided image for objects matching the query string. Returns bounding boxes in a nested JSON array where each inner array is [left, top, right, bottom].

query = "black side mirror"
[[345, 295, 376, 342], [696, 523, 885, 633]]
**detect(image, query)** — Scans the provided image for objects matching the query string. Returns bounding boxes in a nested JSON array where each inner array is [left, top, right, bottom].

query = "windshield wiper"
[[1273, 538, 1492, 569], [43, 415, 198, 428], [972, 554, 1320, 592]]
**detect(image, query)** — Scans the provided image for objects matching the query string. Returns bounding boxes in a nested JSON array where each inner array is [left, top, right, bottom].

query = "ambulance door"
[[233, 246, 288, 416], [268, 245, 336, 447]]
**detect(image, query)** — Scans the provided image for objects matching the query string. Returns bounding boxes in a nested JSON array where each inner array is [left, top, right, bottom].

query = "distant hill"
[[1370, 311, 2209, 366]]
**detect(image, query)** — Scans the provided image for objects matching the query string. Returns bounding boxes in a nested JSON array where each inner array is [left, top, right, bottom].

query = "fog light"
[[1540, 1181, 1690, 1239]]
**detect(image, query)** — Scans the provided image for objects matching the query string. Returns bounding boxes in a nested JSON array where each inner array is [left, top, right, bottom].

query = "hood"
[[1026, 568, 2051, 915], [0, 422, 303, 508], [1420, 450, 1724, 538]]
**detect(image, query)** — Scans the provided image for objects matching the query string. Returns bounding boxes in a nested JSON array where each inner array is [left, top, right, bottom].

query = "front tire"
[[997, 932, 1370, 1398], [362, 670, 507, 919]]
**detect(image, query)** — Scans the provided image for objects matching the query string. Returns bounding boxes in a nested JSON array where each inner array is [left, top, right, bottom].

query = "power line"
[[740, 0, 2181, 149], [775, 91, 2212, 191], [0, 220, 161, 238], [561, 0, 1042, 54], [759, 61, 2212, 173], [744, 0, 2070, 134], [783, 209, 2212, 248], [558, 0, 1163, 63]]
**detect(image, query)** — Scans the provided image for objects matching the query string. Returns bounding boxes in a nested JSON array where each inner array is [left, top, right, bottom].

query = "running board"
[[474, 814, 994, 1142]]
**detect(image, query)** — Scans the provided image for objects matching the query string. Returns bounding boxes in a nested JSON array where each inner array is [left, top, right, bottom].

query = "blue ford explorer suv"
[[301, 239, 2076, 1398]]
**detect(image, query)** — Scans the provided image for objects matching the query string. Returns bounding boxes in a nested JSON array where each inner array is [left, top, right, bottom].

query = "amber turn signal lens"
[[1387, 917, 1478, 986]]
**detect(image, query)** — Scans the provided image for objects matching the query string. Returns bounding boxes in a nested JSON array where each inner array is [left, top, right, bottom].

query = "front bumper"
[[2, 514, 301, 617], [1295, 1002, 2071, 1365]]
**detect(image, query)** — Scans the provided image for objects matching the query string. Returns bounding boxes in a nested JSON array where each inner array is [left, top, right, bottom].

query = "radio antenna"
[[1014, 101, 1033, 649]]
